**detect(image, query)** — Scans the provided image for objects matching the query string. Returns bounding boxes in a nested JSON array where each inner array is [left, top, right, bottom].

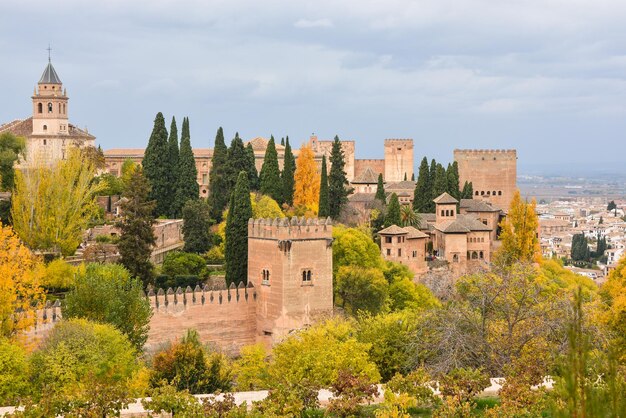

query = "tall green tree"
[[259, 136, 282, 202], [225, 172, 252, 286], [117, 168, 156, 286], [142, 112, 170, 217], [245, 143, 259, 191], [280, 137, 285, 146], [209, 127, 229, 222], [461, 181, 474, 199], [375, 173, 386, 205], [329, 135, 351, 219], [318, 156, 330, 218], [64, 263, 152, 351], [173, 117, 199, 218], [182, 199, 212, 254], [226, 133, 249, 193], [384, 193, 402, 227], [0, 132, 25, 192], [427, 159, 438, 212], [281, 136, 296, 206], [413, 157, 431, 212], [432, 163, 448, 201], [166, 116, 180, 217], [446, 161, 460, 199]]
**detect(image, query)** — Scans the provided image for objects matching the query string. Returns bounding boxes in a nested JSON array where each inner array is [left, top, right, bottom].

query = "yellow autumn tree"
[[600, 254, 626, 362], [11, 149, 105, 256], [494, 190, 540, 266], [293, 145, 320, 214], [0, 224, 45, 337]]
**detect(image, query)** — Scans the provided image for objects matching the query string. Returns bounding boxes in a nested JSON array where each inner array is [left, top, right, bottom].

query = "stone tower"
[[247, 217, 334, 347], [384, 139, 414, 182], [454, 149, 517, 211]]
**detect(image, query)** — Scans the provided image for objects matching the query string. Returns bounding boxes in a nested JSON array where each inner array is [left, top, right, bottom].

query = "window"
[[38, 103, 42, 113], [202, 173, 208, 184], [453, 254, 459, 263], [47, 103, 53, 113], [481, 191, 485, 196], [385, 236, 392, 244], [479, 251, 484, 259], [493, 191, 496, 196], [498, 191, 502, 196], [472, 251, 478, 260], [302, 269, 312, 283], [398, 248, 402, 256], [262, 269, 270, 285], [441, 210, 445, 216], [386, 248, 391, 256], [412, 250, 417, 258], [397, 237, 402, 243], [58, 103, 62, 113], [43, 139, 47, 145], [482, 219, 488, 225], [43, 125, 47, 131], [475, 191, 479, 196]]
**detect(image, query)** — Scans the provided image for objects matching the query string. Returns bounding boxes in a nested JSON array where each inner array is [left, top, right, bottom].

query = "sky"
[[2, 0, 626, 172]]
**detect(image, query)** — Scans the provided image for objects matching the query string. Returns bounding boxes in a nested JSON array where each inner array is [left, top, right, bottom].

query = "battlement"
[[454, 149, 517, 155], [146, 282, 256, 314], [385, 138, 413, 148], [248, 216, 333, 241]]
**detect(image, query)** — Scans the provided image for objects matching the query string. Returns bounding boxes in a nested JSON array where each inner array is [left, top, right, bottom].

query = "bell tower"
[[32, 54, 69, 137]]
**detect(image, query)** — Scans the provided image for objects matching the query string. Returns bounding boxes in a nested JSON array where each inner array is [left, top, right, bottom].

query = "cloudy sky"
[[2, 0, 626, 171]]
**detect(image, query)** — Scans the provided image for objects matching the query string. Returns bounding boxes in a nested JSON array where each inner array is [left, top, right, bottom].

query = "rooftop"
[[39, 61, 62, 84], [433, 192, 459, 205]]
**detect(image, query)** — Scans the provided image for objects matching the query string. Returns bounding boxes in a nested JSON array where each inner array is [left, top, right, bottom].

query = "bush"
[[162, 251, 207, 278], [206, 246, 225, 265], [154, 274, 202, 289]]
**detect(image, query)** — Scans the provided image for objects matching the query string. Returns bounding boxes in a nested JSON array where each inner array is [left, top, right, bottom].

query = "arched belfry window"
[[38, 103, 43, 113], [47, 103, 53, 113], [302, 269, 312, 284]]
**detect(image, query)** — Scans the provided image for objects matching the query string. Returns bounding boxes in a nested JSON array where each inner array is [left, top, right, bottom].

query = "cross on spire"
[[47, 44, 52, 62]]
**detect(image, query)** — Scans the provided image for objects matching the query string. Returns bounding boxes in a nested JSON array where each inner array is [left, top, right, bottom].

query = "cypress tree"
[[142, 112, 169, 217], [375, 173, 386, 205], [173, 117, 199, 218], [413, 157, 431, 212], [225, 171, 252, 286], [281, 136, 296, 206], [427, 159, 438, 212], [259, 136, 282, 202], [245, 143, 259, 191], [209, 127, 229, 222], [461, 181, 474, 199], [318, 156, 330, 218], [117, 168, 156, 286], [281, 137, 285, 146], [446, 161, 461, 199], [182, 199, 212, 254], [167, 116, 180, 217], [411, 173, 415, 181], [404, 172, 407, 181], [328, 135, 351, 219], [384, 193, 401, 227], [433, 164, 448, 200], [225, 133, 248, 193]]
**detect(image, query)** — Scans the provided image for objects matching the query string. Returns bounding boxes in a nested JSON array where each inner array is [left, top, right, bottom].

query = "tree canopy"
[[225, 171, 252, 285], [259, 136, 282, 202], [293, 145, 320, 214]]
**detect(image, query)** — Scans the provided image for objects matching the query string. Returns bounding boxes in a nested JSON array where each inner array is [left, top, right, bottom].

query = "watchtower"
[[454, 149, 517, 211], [247, 217, 334, 346], [384, 139, 414, 182]]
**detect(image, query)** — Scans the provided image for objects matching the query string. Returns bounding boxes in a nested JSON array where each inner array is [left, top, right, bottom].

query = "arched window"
[[43, 125, 47, 131], [63, 104, 66, 114], [453, 254, 459, 263], [493, 191, 497, 196], [307, 271, 312, 281], [441, 210, 445, 216], [302, 270, 312, 283], [38, 103, 43, 113], [472, 251, 478, 260], [47, 103, 53, 113], [480, 191, 485, 196], [475, 191, 479, 196], [59, 103, 62, 113], [479, 251, 484, 259], [498, 191, 502, 196], [302, 271, 307, 281], [262, 269, 270, 285]]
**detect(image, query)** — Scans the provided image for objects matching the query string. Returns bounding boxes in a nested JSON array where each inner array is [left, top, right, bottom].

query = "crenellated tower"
[[454, 149, 517, 211], [248, 216, 334, 347], [384, 139, 414, 182]]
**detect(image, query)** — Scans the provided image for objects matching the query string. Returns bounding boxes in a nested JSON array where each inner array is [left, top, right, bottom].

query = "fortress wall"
[[384, 139, 414, 182], [146, 284, 257, 355], [354, 159, 385, 180], [454, 149, 517, 211]]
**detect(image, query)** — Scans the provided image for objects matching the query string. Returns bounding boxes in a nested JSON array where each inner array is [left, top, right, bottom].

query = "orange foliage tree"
[[293, 145, 320, 214], [0, 224, 45, 337]]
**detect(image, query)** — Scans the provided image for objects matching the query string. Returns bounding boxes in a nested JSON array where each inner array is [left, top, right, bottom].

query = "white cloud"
[[293, 18, 333, 28]]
